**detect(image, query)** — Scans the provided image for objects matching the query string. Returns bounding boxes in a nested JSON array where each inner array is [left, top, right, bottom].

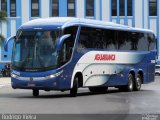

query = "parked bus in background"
[[5, 17, 157, 97]]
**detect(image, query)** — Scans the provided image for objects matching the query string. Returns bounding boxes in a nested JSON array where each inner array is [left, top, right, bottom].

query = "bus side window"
[[104, 29, 117, 50], [137, 33, 148, 51], [117, 30, 131, 50], [93, 28, 103, 49], [129, 32, 138, 50], [78, 27, 118, 51], [147, 33, 156, 51], [78, 27, 91, 51], [78, 35, 88, 49]]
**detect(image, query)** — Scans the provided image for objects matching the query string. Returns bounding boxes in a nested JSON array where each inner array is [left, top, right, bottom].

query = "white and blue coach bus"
[[5, 17, 157, 97]]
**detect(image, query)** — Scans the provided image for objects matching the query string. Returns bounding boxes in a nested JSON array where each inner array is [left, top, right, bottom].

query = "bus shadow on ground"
[[14, 89, 152, 99], [0, 89, 118, 99], [0, 88, 154, 99]]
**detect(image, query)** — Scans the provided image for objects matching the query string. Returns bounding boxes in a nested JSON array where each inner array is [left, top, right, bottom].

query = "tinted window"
[[52, 0, 59, 16], [129, 32, 139, 50], [112, 0, 133, 16], [86, 0, 94, 17], [127, 0, 132, 16], [147, 33, 156, 50], [117, 31, 151, 51], [120, 0, 125, 16], [1, 0, 7, 13], [113, 31, 155, 51], [103, 29, 117, 50], [131, 32, 155, 51], [149, 0, 157, 16], [10, 0, 16, 17], [112, 0, 117, 16], [78, 27, 117, 51], [78, 27, 155, 52], [118, 31, 132, 50], [31, 0, 39, 17], [78, 27, 95, 49], [67, 0, 75, 16]]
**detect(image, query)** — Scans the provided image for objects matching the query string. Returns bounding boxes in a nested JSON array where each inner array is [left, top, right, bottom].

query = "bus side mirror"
[[59, 34, 71, 46], [58, 34, 71, 65], [4, 36, 15, 52]]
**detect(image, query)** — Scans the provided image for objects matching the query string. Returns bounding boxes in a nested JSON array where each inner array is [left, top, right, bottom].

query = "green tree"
[[0, 11, 7, 45]]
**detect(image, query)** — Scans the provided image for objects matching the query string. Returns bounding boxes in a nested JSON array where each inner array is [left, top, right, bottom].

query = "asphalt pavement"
[[0, 77, 160, 115], [0, 77, 11, 88]]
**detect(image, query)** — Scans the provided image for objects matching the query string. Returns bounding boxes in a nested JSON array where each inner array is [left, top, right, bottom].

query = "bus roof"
[[21, 17, 153, 33]]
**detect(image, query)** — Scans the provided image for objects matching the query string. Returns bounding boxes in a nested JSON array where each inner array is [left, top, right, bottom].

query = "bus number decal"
[[94, 54, 115, 61]]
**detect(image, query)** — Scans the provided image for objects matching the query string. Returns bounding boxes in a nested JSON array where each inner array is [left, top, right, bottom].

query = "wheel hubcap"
[[136, 77, 141, 89], [129, 77, 133, 90]]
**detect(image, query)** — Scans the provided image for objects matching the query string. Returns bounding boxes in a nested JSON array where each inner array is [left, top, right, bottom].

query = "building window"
[[10, 0, 16, 17], [67, 0, 75, 16], [86, 0, 94, 17], [52, 0, 59, 16], [120, 0, 125, 16], [1, 0, 7, 13], [127, 0, 132, 16], [112, 0, 117, 16], [112, 0, 133, 16], [31, 0, 39, 17], [149, 0, 157, 16], [4, 55, 7, 58]]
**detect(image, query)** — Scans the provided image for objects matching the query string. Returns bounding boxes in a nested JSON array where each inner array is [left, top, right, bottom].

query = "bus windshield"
[[12, 30, 61, 71]]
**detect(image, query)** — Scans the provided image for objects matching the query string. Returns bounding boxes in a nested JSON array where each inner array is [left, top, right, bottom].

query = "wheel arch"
[[129, 70, 136, 79], [71, 72, 83, 88], [137, 70, 144, 84]]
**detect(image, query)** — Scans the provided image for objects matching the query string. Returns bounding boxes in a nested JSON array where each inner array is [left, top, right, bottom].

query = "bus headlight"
[[11, 73, 19, 79], [46, 70, 63, 79]]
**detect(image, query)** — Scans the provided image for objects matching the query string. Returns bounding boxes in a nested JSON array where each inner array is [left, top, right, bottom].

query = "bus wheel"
[[126, 74, 134, 92], [70, 76, 78, 97], [89, 87, 108, 93], [33, 90, 39, 97], [134, 74, 142, 91]]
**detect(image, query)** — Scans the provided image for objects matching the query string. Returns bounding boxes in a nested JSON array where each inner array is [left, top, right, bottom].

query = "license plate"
[[27, 83, 35, 87]]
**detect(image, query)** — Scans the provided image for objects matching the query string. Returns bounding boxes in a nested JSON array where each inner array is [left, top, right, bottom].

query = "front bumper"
[[11, 77, 60, 90]]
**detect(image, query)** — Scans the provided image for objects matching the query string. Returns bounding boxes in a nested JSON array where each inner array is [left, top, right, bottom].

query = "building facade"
[[0, 0, 159, 62]]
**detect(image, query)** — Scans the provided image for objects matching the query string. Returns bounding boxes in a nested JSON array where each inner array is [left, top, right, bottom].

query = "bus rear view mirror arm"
[[4, 36, 15, 52]]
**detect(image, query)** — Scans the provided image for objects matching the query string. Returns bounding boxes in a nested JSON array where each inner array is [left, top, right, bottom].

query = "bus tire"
[[126, 74, 134, 92], [134, 74, 142, 91], [70, 76, 78, 97], [89, 87, 108, 93], [33, 90, 39, 97]]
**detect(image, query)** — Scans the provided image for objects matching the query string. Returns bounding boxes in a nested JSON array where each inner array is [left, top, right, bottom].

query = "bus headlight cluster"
[[46, 70, 63, 79], [11, 70, 63, 81], [11, 73, 19, 79]]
